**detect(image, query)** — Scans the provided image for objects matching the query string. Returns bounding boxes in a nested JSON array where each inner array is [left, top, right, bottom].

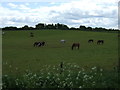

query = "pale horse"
[[60, 39, 66, 43]]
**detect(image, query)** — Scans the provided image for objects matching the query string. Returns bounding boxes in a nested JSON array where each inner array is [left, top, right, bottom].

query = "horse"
[[33, 42, 39, 47], [33, 41, 45, 47], [30, 32, 34, 37], [39, 41, 45, 46], [97, 40, 104, 45], [88, 39, 94, 43], [72, 43, 80, 50], [60, 40, 66, 43]]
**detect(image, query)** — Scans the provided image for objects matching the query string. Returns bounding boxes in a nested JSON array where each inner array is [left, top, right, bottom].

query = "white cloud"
[[8, 3, 17, 8], [0, 0, 119, 29], [19, 4, 30, 10]]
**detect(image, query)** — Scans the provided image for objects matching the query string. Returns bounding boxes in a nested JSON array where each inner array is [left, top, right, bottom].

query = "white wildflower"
[[79, 86, 82, 88], [68, 70, 71, 73], [92, 66, 96, 70], [34, 74, 36, 77], [46, 76, 50, 79], [68, 74, 70, 77], [76, 77, 79, 80], [83, 75, 88, 78], [65, 78, 69, 81], [9, 65, 11, 68], [89, 76, 93, 79], [100, 69, 103, 71], [53, 67, 55, 70], [78, 71, 81, 74], [92, 81, 95, 85], [57, 78, 60, 81], [56, 74, 59, 76], [48, 72, 50, 75], [74, 65, 77, 67], [63, 83, 66, 86]]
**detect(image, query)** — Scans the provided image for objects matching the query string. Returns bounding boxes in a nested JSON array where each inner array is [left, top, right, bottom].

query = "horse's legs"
[[72, 45, 74, 50], [78, 45, 79, 49], [102, 41, 104, 44], [97, 42, 99, 45]]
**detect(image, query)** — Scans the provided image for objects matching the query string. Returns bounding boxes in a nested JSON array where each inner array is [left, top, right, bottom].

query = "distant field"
[[2, 30, 118, 76]]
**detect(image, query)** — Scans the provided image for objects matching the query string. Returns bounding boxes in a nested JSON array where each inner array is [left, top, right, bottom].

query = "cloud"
[[0, 0, 119, 29], [8, 3, 17, 8], [47, 0, 118, 28]]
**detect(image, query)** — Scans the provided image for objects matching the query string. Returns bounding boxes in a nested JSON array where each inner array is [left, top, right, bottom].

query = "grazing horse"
[[33, 41, 45, 47], [97, 40, 104, 45], [88, 39, 94, 43], [33, 42, 39, 47], [39, 41, 45, 46], [30, 32, 34, 37], [60, 40, 66, 43], [72, 43, 80, 50]]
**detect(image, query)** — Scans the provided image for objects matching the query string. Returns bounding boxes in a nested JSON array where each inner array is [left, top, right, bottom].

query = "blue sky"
[[0, 0, 119, 29]]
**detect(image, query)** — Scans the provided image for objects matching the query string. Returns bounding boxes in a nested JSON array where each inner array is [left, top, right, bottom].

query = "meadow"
[[2, 30, 118, 76]]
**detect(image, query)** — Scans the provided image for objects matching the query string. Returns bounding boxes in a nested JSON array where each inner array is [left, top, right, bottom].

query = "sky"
[[0, 0, 119, 29]]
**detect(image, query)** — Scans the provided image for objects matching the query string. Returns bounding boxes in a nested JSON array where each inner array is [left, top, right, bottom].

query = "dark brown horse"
[[97, 40, 104, 45], [30, 32, 34, 37], [88, 39, 94, 43], [72, 43, 80, 50]]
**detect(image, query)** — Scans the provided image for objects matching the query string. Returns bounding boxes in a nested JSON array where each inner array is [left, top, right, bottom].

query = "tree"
[[70, 27, 77, 30], [21, 25, 34, 30], [2, 26, 18, 30], [87, 27, 92, 31], [45, 24, 56, 29], [55, 23, 69, 30], [79, 25, 86, 30], [22, 25, 29, 30], [35, 23, 45, 30]]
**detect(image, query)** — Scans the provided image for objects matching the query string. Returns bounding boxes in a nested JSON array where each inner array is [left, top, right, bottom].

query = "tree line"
[[2, 23, 119, 31]]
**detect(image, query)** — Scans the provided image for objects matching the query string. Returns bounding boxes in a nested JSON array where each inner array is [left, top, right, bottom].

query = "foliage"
[[2, 23, 119, 31], [2, 63, 119, 89]]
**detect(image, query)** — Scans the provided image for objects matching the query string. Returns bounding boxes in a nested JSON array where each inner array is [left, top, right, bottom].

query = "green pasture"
[[2, 30, 118, 75]]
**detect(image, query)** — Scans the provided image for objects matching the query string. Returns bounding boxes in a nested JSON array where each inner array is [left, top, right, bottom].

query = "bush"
[[2, 63, 119, 89]]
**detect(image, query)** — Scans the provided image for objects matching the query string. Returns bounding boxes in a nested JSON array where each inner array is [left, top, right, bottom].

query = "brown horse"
[[72, 43, 80, 50]]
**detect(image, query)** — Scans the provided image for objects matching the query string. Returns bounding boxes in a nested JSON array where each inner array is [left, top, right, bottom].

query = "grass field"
[[2, 30, 118, 76]]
